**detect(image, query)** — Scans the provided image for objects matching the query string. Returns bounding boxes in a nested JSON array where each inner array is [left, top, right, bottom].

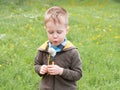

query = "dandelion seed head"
[[0, 34, 6, 40], [48, 48, 56, 57]]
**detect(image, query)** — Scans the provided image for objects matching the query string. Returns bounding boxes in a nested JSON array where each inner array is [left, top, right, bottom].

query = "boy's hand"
[[47, 65, 63, 75], [40, 65, 48, 74]]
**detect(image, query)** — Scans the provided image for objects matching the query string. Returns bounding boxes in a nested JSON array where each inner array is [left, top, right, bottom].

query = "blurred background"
[[0, 0, 120, 90]]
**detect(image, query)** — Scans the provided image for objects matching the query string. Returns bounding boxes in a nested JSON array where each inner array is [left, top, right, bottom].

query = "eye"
[[57, 30, 62, 34], [48, 31, 54, 34]]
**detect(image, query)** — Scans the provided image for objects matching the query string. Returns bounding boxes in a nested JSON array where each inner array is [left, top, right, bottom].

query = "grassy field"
[[0, 0, 120, 90]]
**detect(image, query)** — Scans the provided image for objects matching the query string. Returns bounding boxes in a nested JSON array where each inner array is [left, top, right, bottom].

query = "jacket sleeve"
[[61, 49, 82, 81], [34, 51, 44, 77]]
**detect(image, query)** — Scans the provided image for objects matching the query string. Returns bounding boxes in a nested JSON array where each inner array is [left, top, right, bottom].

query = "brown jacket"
[[34, 41, 82, 90]]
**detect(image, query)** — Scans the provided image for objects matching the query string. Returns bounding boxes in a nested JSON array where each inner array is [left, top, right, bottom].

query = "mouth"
[[52, 41, 58, 45], [53, 41, 58, 43]]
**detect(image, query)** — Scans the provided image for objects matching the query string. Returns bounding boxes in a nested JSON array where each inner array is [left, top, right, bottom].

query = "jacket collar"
[[38, 40, 76, 51]]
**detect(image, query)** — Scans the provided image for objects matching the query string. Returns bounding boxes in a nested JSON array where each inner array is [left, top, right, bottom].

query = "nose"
[[53, 32, 58, 38]]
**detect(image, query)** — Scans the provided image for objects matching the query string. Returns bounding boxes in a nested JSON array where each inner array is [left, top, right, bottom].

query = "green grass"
[[0, 0, 120, 90]]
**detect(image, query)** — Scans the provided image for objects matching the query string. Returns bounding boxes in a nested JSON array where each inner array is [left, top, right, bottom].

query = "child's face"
[[45, 22, 68, 46]]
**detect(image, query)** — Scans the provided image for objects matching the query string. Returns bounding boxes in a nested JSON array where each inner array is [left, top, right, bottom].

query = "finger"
[[48, 72, 55, 75], [47, 65, 54, 68], [40, 70, 45, 74]]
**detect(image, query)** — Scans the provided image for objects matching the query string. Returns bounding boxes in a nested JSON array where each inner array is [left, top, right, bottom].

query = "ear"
[[44, 26, 48, 32], [66, 26, 70, 34], [44, 26, 46, 29]]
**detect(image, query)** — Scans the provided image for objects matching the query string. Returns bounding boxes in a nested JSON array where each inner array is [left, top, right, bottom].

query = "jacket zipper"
[[53, 76, 55, 90]]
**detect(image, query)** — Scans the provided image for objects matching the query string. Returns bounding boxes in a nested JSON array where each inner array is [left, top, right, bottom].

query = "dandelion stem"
[[52, 61, 54, 65], [48, 54, 50, 65]]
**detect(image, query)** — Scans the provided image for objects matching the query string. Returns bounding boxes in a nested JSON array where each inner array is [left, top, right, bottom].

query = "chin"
[[53, 43, 59, 46]]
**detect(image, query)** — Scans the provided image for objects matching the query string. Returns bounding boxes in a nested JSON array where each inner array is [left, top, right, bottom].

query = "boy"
[[34, 6, 82, 90]]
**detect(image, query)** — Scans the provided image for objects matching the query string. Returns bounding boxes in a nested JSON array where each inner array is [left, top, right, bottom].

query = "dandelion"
[[114, 36, 120, 39], [103, 29, 106, 32], [92, 36, 96, 40], [0, 34, 6, 40], [109, 25, 112, 28], [32, 34, 34, 37], [109, 29, 112, 32], [48, 48, 56, 65], [10, 44, 14, 50], [48, 48, 56, 57], [79, 42, 82, 46], [109, 16, 113, 19], [96, 42, 100, 45], [0, 64, 2, 68]]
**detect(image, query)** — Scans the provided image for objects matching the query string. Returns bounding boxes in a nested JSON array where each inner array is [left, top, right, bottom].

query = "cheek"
[[47, 34, 52, 39], [47, 33, 50, 38], [62, 32, 67, 37]]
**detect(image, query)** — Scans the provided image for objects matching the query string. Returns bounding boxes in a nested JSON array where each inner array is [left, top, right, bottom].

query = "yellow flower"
[[109, 16, 113, 18], [32, 34, 34, 37], [0, 64, 2, 68], [79, 42, 82, 46], [109, 29, 112, 32], [114, 36, 120, 39], [96, 42, 99, 45], [92, 36, 96, 40], [10, 44, 14, 50]]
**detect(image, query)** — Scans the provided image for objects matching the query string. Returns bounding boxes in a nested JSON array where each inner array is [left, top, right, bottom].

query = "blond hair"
[[44, 6, 68, 27]]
